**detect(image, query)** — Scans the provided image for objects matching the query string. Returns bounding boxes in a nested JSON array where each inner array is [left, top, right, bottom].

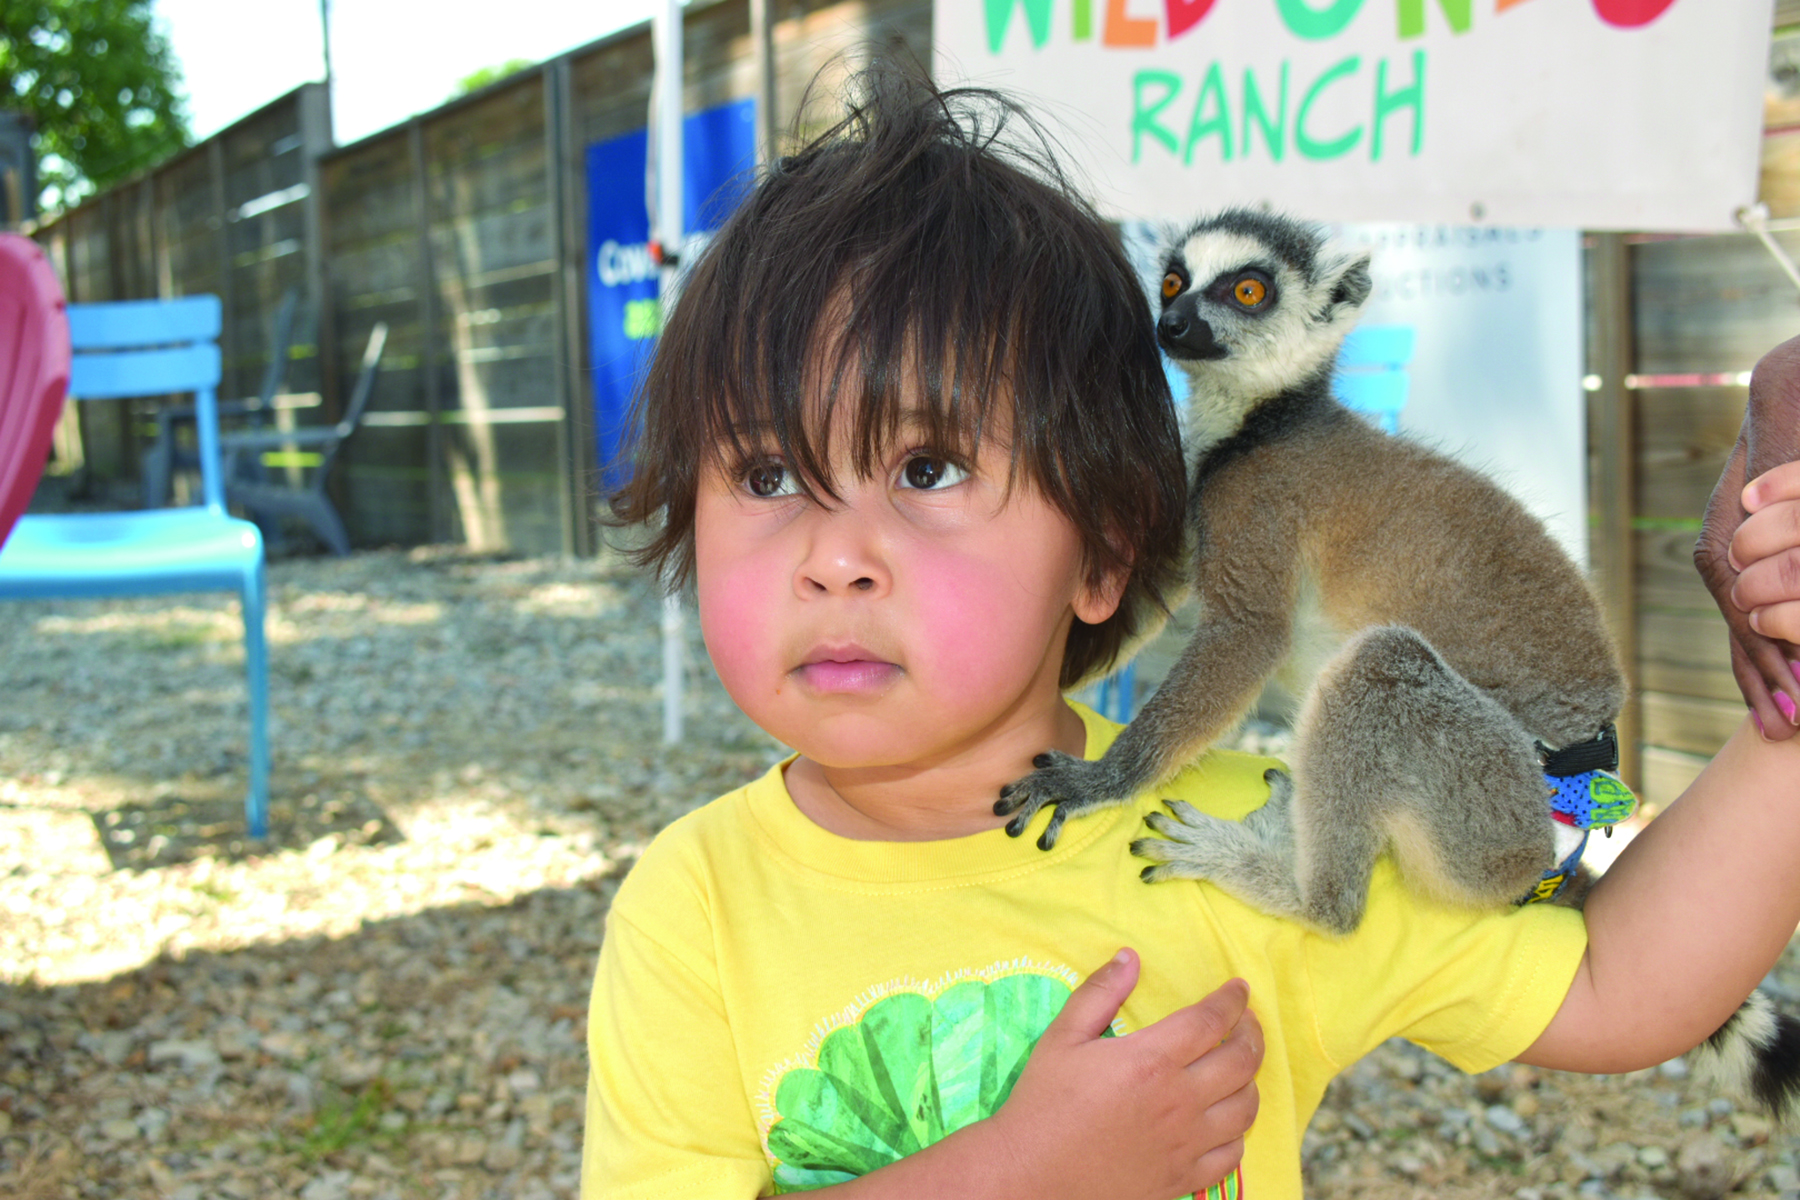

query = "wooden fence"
[[24, 0, 1800, 796], [30, 0, 929, 551]]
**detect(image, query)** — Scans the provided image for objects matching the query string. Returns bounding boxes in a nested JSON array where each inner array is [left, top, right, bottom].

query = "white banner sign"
[[934, 0, 1771, 231]]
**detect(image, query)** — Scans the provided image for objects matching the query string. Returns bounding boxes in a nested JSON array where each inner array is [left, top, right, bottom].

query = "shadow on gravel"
[[0, 865, 630, 1200], [91, 790, 405, 872]]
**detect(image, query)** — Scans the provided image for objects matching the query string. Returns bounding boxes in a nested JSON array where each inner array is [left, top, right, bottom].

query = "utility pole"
[[319, 0, 334, 140], [652, 0, 686, 746]]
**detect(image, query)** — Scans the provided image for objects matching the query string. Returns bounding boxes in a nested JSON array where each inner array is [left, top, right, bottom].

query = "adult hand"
[[1695, 335, 1800, 739]]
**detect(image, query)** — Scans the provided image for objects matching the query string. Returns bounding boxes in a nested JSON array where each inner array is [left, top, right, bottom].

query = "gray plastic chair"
[[222, 322, 387, 556]]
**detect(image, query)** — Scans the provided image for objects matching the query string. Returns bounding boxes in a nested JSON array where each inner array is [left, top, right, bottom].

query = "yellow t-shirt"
[[583, 706, 1588, 1199]]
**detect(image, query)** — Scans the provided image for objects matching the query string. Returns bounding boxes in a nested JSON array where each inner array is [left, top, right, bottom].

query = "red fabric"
[[0, 234, 71, 548]]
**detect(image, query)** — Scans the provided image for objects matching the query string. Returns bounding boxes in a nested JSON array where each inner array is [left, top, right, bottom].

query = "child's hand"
[[988, 948, 1262, 1200]]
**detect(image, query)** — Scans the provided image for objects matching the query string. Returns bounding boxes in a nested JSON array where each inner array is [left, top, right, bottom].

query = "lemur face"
[[1157, 231, 1287, 365], [1157, 211, 1372, 419]]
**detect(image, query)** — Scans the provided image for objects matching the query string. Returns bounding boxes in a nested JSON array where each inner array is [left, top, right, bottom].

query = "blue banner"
[[587, 98, 757, 487]]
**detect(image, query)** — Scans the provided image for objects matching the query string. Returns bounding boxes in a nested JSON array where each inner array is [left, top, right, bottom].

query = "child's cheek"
[[907, 546, 1060, 688], [696, 557, 782, 704]]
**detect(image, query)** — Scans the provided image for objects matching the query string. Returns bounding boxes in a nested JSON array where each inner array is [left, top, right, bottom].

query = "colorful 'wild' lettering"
[[982, 0, 1683, 53]]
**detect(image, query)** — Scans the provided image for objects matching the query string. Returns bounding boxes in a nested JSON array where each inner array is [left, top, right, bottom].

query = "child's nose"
[[794, 511, 891, 598]]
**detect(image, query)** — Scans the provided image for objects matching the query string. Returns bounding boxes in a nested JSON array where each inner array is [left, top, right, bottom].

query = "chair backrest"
[[67, 295, 225, 510], [0, 235, 72, 548], [332, 322, 389, 439]]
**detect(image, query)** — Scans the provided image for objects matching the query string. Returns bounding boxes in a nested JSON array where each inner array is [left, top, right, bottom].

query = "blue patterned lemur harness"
[[1519, 724, 1638, 905]]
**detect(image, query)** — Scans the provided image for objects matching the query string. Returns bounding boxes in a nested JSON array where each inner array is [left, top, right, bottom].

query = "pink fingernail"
[[1754, 709, 1768, 737], [1777, 691, 1798, 725]]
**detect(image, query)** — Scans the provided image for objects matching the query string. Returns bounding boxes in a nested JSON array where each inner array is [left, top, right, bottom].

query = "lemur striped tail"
[[1692, 990, 1800, 1120]]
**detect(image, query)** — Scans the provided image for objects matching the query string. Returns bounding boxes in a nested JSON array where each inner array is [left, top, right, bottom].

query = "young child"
[[584, 64, 1800, 1200]]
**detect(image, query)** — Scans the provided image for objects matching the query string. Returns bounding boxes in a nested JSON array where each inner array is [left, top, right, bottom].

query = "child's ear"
[[1073, 562, 1129, 626]]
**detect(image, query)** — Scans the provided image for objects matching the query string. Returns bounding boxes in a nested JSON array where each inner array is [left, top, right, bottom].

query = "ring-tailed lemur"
[[992, 207, 1800, 1117]]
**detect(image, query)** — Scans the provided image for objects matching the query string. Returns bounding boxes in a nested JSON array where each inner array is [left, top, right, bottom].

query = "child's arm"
[[811, 951, 1263, 1200], [1522, 463, 1800, 1070]]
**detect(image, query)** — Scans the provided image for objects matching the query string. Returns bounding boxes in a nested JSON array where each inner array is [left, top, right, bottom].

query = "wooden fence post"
[[1590, 232, 1641, 789], [409, 118, 449, 544], [548, 55, 597, 557]]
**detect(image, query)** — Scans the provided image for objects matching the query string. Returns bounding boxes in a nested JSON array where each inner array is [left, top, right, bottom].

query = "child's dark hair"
[[609, 61, 1187, 688]]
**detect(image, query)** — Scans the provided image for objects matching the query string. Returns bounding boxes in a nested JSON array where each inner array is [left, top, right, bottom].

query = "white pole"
[[653, 0, 686, 746]]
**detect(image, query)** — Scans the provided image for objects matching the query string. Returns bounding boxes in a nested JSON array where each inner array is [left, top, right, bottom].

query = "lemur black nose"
[[1157, 308, 1226, 361]]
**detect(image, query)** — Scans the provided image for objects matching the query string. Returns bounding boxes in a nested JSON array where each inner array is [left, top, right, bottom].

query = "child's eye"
[[897, 455, 968, 491], [742, 459, 798, 498]]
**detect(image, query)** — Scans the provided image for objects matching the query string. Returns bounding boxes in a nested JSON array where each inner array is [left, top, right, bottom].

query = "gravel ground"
[[1, 548, 1796, 1200]]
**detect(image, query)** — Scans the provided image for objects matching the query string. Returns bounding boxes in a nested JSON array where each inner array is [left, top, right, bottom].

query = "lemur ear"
[[1325, 251, 1373, 314]]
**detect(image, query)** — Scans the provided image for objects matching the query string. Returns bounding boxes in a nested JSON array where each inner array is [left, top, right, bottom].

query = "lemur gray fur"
[[991, 207, 1800, 1118]]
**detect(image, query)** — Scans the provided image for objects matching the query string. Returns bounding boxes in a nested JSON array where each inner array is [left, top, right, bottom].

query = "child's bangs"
[[697, 284, 1027, 502]]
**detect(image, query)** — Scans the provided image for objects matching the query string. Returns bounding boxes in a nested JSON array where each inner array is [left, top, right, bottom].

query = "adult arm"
[[1694, 335, 1800, 739]]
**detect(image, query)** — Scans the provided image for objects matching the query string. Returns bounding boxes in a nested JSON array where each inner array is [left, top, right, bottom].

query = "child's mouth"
[[794, 648, 901, 694]]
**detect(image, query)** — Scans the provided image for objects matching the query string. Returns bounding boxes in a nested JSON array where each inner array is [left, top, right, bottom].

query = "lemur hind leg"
[[1135, 625, 1556, 935]]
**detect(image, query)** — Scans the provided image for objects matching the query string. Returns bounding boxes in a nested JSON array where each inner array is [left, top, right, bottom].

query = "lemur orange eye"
[[1161, 272, 1184, 301], [1234, 277, 1267, 307]]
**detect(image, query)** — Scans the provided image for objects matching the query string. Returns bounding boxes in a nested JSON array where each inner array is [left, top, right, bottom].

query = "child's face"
[[693, 409, 1122, 775]]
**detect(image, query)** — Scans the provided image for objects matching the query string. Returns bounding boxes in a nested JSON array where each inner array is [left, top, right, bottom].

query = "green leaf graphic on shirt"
[[766, 972, 1078, 1192]]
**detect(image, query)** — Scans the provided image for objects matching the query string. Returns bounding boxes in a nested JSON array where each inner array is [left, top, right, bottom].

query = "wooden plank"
[[1590, 233, 1639, 788], [208, 138, 241, 401], [1760, 129, 1800, 221], [1641, 690, 1744, 759], [1639, 744, 1710, 812], [442, 355, 558, 413], [427, 213, 555, 281], [1633, 386, 1744, 524], [320, 142, 420, 245], [1635, 528, 1717, 614], [552, 52, 596, 555], [425, 134, 548, 217], [298, 82, 336, 429], [411, 119, 450, 544], [1637, 608, 1738, 703], [1632, 232, 1800, 375]]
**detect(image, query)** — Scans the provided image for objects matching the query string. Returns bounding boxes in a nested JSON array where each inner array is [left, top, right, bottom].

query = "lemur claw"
[[996, 750, 1126, 850]]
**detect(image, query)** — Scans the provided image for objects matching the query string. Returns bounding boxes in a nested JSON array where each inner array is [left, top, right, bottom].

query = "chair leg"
[[241, 559, 271, 839], [141, 441, 173, 509], [300, 491, 351, 557]]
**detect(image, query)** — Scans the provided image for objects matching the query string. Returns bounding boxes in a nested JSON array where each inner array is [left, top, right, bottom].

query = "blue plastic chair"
[[1334, 325, 1416, 433], [0, 295, 271, 838]]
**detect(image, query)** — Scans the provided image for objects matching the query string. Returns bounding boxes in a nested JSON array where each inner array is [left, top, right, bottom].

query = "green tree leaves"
[[0, 0, 191, 212]]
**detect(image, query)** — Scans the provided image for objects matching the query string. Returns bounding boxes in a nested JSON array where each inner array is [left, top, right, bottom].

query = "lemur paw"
[[994, 751, 1130, 850], [1132, 800, 1264, 884]]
